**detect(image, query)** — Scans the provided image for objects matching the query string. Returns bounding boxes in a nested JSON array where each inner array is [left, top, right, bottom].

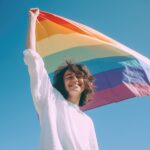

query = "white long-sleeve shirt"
[[23, 48, 99, 150]]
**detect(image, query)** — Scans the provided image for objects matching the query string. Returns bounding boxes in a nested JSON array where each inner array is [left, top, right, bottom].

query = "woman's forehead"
[[64, 70, 74, 76], [64, 69, 83, 77]]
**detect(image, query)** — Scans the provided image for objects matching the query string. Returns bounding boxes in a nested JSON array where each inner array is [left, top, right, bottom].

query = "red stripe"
[[81, 83, 150, 111], [38, 11, 88, 35]]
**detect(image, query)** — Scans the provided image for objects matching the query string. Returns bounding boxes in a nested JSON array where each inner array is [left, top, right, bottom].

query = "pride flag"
[[36, 10, 150, 111]]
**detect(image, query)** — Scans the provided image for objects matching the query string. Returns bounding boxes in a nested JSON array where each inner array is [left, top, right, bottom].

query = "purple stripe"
[[94, 66, 150, 91]]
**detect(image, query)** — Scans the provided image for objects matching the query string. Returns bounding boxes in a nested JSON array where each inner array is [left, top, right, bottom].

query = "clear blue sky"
[[0, 0, 150, 150]]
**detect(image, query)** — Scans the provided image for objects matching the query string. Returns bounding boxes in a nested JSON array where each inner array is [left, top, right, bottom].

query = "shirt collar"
[[67, 101, 83, 113]]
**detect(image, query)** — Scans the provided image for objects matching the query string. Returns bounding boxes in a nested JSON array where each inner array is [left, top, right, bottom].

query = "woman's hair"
[[53, 60, 95, 107]]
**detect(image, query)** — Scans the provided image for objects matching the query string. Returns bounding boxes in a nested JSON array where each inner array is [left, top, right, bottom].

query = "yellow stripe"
[[36, 32, 128, 57], [36, 33, 106, 57]]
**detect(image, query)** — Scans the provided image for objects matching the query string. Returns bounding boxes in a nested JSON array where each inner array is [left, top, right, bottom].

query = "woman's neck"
[[68, 94, 80, 105]]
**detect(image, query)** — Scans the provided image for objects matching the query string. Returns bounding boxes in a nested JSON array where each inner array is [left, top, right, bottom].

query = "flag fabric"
[[36, 10, 150, 111]]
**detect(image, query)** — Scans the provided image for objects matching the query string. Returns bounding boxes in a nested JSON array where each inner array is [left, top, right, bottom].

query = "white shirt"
[[23, 48, 99, 150]]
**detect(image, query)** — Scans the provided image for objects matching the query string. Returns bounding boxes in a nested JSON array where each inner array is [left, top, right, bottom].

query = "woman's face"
[[63, 70, 85, 96]]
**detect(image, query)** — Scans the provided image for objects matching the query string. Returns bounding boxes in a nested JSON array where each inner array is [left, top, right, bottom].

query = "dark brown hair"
[[53, 61, 95, 106]]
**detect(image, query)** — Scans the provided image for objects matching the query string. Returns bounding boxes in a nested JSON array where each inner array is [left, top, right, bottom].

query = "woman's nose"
[[72, 76, 78, 82]]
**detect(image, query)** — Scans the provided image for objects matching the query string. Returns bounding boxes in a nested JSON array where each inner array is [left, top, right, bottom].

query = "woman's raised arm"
[[24, 8, 59, 115], [26, 8, 39, 50]]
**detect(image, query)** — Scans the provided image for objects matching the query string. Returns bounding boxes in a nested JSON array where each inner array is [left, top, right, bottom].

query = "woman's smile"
[[64, 70, 85, 94]]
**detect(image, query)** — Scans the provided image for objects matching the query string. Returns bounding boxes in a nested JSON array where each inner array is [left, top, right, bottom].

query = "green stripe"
[[43, 44, 130, 73]]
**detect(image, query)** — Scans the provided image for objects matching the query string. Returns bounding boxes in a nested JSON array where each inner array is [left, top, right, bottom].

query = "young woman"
[[24, 8, 99, 150]]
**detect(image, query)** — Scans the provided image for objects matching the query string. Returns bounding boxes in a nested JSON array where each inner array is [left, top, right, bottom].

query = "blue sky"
[[0, 0, 150, 150]]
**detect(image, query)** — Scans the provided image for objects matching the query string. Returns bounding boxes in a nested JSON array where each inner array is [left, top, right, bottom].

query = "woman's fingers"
[[30, 8, 39, 11], [29, 8, 40, 18]]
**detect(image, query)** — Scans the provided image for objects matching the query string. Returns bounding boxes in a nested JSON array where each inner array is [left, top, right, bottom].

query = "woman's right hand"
[[26, 8, 39, 50], [29, 8, 40, 19]]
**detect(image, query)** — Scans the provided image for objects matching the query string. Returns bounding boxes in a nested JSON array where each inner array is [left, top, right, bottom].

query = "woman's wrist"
[[29, 16, 37, 23]]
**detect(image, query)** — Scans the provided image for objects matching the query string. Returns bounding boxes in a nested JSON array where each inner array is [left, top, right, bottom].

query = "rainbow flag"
[[36, 10, 150, 111]]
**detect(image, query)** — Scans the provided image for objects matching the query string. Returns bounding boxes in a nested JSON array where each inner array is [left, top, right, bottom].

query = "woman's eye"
[[66, 76, 73, 79], [65, 74, 84, 80], [76, 74, 84, 79], [77, 76, 82, 79]]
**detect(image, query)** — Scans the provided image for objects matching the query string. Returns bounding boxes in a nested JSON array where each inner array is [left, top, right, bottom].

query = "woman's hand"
[[29, 8, 40, 20], [26, 8, 39, 50]]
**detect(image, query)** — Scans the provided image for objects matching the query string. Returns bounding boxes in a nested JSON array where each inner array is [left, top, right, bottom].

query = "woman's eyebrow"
[[64, 72, 73, 77]]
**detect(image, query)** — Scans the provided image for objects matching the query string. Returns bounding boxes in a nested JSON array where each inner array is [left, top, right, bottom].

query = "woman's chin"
[[69, 89, 82, 95]]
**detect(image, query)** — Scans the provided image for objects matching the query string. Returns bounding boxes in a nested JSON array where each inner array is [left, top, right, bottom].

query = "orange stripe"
[[36, 19, 75, 41], [37, 11, 114, 45], [37, 11, 88, 35]]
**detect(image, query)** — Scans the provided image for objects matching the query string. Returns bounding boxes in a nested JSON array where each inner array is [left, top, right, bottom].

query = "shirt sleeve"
[[89, 119, 99, 150], [23, 48, 56, 114]]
